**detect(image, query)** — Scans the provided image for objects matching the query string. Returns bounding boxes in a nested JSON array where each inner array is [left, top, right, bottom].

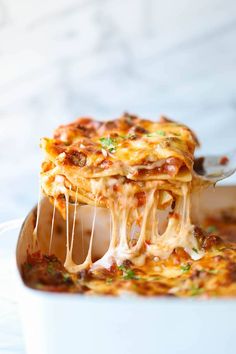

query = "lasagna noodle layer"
[[41, 163, 189, 211], [41, 168, 201, 273]]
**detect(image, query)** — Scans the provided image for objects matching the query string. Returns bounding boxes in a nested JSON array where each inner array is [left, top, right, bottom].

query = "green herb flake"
[[99, 137, 117, 153], [208, 269, 219, 275], [180, 264, 191, 273], [47, 263, 55, 275], [118, 265, 137, 280], [206, 225, 218, 233], [62, 273, 71, 282], [123, 269, 136, 280], [146, 130, 166, 137], [192, 247, 199, 254], [157, 130, 166, 136], [190, 285, 204, 296], [24, 263, 32, 271], [106, 278, 113, 284], [118, 265, 126, 271]]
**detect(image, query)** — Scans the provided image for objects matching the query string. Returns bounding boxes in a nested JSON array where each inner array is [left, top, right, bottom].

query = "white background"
[[0, 1, 236, 352], [0, 0, 236, 222]]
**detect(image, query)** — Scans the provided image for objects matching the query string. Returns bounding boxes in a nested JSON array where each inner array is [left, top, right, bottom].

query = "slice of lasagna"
[[40, 113, 201, 272]]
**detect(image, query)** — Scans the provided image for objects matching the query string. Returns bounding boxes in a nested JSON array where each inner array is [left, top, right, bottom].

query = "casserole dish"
[[16, 186, 236, 354]]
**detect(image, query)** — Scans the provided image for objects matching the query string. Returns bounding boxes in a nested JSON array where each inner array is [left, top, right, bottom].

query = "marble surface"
[[1, 0, 236, 223], [0, 0, 236, 353]]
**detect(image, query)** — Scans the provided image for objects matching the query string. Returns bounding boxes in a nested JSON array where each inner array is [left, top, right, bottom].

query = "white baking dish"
[[16, 186, 236, 354]]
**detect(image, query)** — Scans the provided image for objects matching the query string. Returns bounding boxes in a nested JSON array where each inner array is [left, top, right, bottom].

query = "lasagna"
[[40, 113, 202, 273], [23, 224, 236, 297]]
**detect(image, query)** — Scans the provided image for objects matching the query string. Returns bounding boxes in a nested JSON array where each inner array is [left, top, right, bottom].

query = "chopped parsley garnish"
[[180, 264, 191, 273], [192, 247, 199, 254], [190, 284, 204, 296], [99, 137, 117, 153], [123, 269, 136, 280], [146, 130, 166, 137], [118, 265, 126, 271], [118, 265, 137, 280], [47, 263, 55, 274], [62, 273, 71, 282], [206, 225, 218, 233], [106, 278, 113, 284]]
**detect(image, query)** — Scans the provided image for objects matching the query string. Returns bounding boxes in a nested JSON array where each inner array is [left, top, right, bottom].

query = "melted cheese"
[[62, 178, 203, 273], [48, 198, 56, 255], [32, 186, 43, 251]]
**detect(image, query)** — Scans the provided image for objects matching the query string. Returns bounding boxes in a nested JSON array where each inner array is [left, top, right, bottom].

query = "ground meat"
[[202, 235, 221, 250], [129, 125, 149, 134], [137, 157, 183, 177], [104, 120, 119, 130], [64, 150, 87, 167]]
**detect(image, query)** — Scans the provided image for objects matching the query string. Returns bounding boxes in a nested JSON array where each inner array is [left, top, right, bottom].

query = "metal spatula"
[[194, 149, 236, 183]]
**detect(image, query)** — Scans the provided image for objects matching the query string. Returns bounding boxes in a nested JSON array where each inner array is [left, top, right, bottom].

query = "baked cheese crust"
[[42, 113, 197, 178]]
